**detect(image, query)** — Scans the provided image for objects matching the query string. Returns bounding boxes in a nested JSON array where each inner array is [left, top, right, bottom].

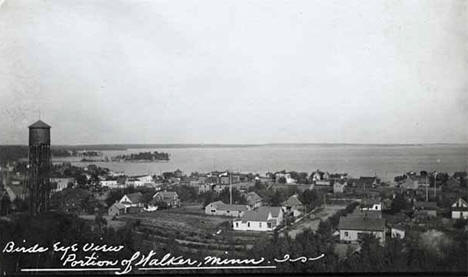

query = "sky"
[[0, 0, 467, 145]]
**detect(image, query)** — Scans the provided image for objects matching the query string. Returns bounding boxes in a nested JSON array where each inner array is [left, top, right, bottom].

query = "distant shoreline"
[[2, 143, 467, 152]]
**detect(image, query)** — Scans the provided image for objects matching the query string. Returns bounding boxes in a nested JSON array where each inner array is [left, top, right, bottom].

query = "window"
[[247, 222, 250, 227], [259, 222, 262, 228], [211, 209, 216, 213], [227, 210, 230, 213], [235, 222, 239, 227], [344, 232, 349, 237]]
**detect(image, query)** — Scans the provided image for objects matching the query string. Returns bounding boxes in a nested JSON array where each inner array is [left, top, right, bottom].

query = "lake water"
[[54, 144, 468, 182]]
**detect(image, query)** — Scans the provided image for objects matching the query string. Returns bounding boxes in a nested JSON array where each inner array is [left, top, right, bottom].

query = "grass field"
[[119, 204, 267, 255]]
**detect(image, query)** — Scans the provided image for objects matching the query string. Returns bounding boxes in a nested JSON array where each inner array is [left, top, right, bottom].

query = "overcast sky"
[[0, 0, 467, 145]]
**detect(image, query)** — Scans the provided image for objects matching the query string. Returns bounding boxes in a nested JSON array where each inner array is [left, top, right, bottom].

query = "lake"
[[54, 144, 468, 182]]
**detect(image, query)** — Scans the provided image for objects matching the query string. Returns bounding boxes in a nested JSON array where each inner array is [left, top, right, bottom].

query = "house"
[[401, 174, 429, 190], [413, 201, 438, 217], [355, 177, 380, 189], [338, 214, 386, 244], [245, 191, 263, 208], [315, 180, 331, 187], [204, 201, 249, 217], [451, 198, 468, 219], [119, 192, 144, 208], [360, 198, 382, 211], [50, 177, 75, 192], [174, 169, 183, 178], [282, 195, 304, 217], [99, 180, 122, 189], [333, 181, 347, 193], [329, 173, 348, 181], [391, 224, 406, 239], [108, 202, 126, 217], [275, 173, 296, 184], [152, 191, 180, 208], [233, 206, 284, 231], [311, 170, 324, 182]]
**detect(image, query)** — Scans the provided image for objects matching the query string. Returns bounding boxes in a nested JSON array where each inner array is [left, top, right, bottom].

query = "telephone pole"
[[229, 171, 232, 205]]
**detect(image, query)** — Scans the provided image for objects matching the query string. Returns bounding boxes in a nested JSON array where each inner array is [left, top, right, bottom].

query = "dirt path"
[[287, 204, 346, 239]]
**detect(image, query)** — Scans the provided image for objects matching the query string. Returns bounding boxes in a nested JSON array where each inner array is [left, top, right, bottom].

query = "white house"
[[119, 192, 144, 208], [132, 175, 154, 183], [451, 198, 468, 219], [338, 214, 386, 244], [233, 206, 284, 231], [360, 199, 382, 211], [275, 173, 296, 184], [391, 225, 406, 239], [50, 177, 75, 192], [99, 180, 123, 189], [333, 181, 347, 193], [205, 201, 249, 217]]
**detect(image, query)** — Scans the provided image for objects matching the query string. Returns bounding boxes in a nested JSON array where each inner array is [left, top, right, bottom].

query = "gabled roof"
[[154, 191, 178, 199], [452, 198, 468, 210], [29, 120, 51, 128], [208, 201, 249, 211], [123, 192, 143, 204], [361, 198, 381, 207], [246, 192, 262, 202], [282, 195, 303, 207], [238, 206, 282, 222], [111, 202, 126, 210], [338, 215, 385, 232]]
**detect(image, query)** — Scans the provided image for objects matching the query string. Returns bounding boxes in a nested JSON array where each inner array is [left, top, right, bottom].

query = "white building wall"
[[340, 229, 385, 243], [233, 220, 274, 231], [452, 211, 468, 219], [391, 229, 405, 239]]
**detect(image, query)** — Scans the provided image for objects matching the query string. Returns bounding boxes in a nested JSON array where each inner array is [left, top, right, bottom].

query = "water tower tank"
[[29, 120, 51, 145]]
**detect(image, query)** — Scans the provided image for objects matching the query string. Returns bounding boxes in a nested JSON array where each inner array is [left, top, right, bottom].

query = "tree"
[[75, 174, 88, 188], [299, 190, 321, 212], [94, 210, 107, 233], [391, 193, 409, 213]]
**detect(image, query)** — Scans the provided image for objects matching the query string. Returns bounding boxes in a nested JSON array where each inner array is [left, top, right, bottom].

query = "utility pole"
[[229, 171, 232, 205], [433, 171, 437, 199], [425, 175, 429, 202]]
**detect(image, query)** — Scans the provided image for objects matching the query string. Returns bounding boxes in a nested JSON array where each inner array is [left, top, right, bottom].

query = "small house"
[[451, 198, 468, 219], [119, 192, 144, 208], [282, 195, 304, 217], [246, 191, 263, 209], [108, 202, 126, 217], [391, 224, 406, 239], [338, 213, 386, 244], [233, 206, 283, 231], [152, 191, 180, 208], [333, 181, 347, 193], [360, 198, 382, 211], [413, 201, 438, 217], [205, 201, 249, 217]]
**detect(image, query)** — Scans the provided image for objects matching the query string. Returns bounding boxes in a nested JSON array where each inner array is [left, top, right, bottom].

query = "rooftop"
[[338, 215, 385, 232], [29, 120, 51, 129], [239, 206, 282, 222]]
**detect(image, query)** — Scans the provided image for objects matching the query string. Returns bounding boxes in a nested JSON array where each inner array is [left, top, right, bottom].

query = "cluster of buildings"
[[336, 195, 468, 246], [203, 193, 305, 232], [108, 190, 181, 217]]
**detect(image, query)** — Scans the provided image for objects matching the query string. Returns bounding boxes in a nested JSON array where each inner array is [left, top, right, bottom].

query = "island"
[[111, 151, 170, 162]]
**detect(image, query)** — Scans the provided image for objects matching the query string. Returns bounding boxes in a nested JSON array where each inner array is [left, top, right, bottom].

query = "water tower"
[[28, 120, 51, 215]]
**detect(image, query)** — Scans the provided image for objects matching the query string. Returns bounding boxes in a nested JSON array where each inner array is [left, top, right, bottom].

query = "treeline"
[[113, 151, 169, 161]]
